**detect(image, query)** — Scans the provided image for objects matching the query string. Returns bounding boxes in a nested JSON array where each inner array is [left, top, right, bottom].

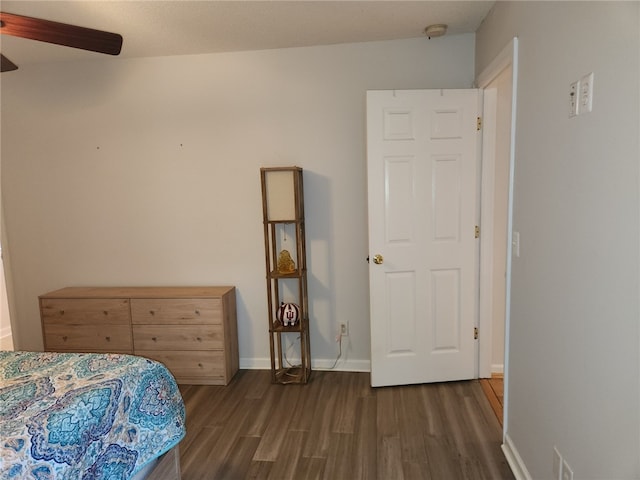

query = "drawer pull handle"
[[105, 336, 111, 342], [103, 310, 108, 315], [149, 310, 155, 316], [196, 337, 202, 342], [152, 337, 157, 342], [62, 335, 68, 341], [195, 310, 200, 315], [60, 310, 65, 315], [198, 363, 203, 368]]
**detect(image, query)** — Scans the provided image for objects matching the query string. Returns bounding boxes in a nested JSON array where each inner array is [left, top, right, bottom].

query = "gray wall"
[[1, 35, 476, 370], [476, 2, 640, 478]]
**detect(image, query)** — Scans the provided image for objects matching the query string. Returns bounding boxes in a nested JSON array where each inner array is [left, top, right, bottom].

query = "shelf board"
[[270, 322, 304, 333], [264, 219, 301, 224], [268, 270, 305, 279]]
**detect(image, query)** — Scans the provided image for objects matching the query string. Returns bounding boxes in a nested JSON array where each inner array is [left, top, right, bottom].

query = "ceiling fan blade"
[[1, 53, 18, 72], [0, 11, 122, 55]]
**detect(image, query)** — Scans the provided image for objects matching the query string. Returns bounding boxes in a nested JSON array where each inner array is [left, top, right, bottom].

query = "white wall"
[[476, 2, 640, 479], [1, 35, 476, 369]]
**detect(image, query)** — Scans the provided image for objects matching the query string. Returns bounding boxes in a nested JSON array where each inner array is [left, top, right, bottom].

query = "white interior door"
[[367, 89, 480, 387]]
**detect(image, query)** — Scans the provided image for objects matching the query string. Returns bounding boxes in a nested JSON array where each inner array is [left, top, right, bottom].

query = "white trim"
[[476, 36, 518, 438], [503, 36, 519, 440], [502, 434, 532, 480], [476, 39, 517, 89], [491, 363, 504, 375], [478, 87, 497, 379], [0, 213, 16, 351], [313, 359, 370, 372], [240, 357, 274, 370], [240, 357, 371, 372], [0, 333, 14, 351]]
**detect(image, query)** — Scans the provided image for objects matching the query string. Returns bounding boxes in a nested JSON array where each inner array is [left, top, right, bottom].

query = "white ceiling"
[[0, 1, 494, 68]]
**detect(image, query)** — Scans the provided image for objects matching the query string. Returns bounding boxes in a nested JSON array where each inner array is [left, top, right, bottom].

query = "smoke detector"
[[424, 24, 448, 39]]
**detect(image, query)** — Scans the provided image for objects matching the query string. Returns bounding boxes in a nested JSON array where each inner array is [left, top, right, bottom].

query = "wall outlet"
[[562, 459, 574, 480], [553, 447, 562, 480], [569, 80, 579, 117], [340, 322, 349, 336]]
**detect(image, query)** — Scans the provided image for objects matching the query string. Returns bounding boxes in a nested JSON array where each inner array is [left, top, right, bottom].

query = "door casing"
[[476, 37, 519, 437]]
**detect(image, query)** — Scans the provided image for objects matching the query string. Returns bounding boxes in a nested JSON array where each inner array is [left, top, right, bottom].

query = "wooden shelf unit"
[[260, 167, 311, 384]]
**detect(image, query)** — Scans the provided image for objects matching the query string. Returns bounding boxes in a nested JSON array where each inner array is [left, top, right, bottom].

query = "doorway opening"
[[477, 37, 518, 431], [480, 374, 504, 425], [0, 244, 14, 350]]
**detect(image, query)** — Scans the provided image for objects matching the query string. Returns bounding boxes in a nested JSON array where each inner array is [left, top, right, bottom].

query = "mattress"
[[0, 351, 186, 480]]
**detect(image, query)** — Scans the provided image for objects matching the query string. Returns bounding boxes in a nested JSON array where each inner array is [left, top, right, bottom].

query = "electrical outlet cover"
[[579, 72, 594, 114], [553, 447, 562, 480], [562, 459, 574, 480], [569, 80, 579, 117]]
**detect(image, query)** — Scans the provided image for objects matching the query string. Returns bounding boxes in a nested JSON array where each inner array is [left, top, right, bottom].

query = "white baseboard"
[[240, 357, 371, 372], [0, 333, 14, 351], [313, 358, 370, 372], [502, 433, 532, 480], [492, 363, 504, 374], [240, 357, 275, 370]]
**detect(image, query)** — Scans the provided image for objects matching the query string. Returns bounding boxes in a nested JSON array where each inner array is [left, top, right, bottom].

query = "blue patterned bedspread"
[[0, 351, 186, 480]]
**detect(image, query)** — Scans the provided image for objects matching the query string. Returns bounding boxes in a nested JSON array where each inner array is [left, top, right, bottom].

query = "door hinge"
[[474, 327, 479, 340], [475, 225, 480, 238], [477, 116, 482, 131]]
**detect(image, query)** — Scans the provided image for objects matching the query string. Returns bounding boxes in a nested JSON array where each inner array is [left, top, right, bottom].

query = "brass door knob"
[[373, 254, 384, 265]]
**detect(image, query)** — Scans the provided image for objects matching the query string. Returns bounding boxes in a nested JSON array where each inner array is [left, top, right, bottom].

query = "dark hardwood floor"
[[178, 370, 514, 480]]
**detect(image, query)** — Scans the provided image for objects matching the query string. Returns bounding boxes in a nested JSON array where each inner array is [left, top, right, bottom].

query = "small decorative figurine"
[[277, 249, 296, 274], [276, 302, 300, 327]]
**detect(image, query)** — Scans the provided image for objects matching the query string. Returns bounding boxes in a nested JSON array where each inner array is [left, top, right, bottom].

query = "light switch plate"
[[579, 72, 594, 114]]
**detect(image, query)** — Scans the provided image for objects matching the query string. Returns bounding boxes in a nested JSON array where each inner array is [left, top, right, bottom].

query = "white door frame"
[[476, 38, 518, 434]]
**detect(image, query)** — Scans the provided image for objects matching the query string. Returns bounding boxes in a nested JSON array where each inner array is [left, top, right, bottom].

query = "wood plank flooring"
[[178, 370, 514, 480], [479, 376, 504, 426]]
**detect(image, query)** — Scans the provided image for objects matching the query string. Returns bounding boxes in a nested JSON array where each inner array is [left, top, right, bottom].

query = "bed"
[[0, 350, 186, 480]]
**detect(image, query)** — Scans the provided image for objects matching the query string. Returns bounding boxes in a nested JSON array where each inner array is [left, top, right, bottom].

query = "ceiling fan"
[[0, 11, 122, 72]]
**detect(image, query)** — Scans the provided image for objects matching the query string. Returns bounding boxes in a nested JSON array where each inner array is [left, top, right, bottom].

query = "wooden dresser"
[[39, 286, 238, 385]]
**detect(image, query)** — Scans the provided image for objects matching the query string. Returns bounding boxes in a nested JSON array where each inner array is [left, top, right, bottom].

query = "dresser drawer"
[[40, 298, 130, 325], [39, 286, 237, 385], [133, 325, 222, 351], [137, 350, 225, 384], [44, 324, 132, 352], [131, 299, 220, 325]]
